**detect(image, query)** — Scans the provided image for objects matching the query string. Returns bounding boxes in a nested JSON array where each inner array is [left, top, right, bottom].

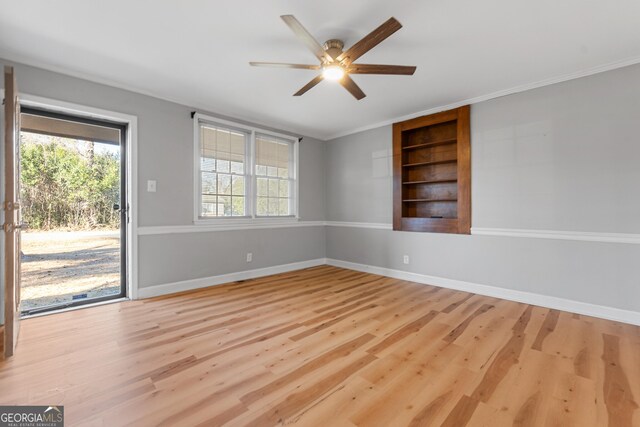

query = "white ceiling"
[[1, 0, 639, 140]]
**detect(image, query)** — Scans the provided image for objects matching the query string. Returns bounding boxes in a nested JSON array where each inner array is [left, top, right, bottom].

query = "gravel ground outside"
[[21, 230, 121, 312]]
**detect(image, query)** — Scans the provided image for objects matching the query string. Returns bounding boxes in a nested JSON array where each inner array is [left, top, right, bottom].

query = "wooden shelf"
[[402, 138, 457, 151], [402, 199, 457, 203], [393, 105, 471, 234], [402, 179, 457, 185], [402, 159, 457, 168], [399, 217, 460, 233]]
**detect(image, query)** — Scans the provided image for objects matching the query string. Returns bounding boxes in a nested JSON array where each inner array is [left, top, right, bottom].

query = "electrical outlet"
[[246, 252, 253, 262], [403, 255, 410, 265], [147, 180, 157, 192]]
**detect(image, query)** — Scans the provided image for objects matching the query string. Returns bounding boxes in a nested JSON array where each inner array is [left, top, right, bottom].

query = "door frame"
[[20, 106, 129, 312], [17, 93, 139, 302], [3, 66, 21, 357]]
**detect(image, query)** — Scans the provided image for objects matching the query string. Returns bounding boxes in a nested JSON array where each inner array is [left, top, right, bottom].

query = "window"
[[255, 134, 295, 217], [195, 114, 298, 221], [199, 124, 249, 217]]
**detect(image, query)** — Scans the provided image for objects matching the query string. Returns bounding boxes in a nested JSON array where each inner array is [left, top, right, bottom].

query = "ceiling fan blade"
[[337, 17, 403, 65], [281, 15, 333, 63], [293, 75, 324, 96], [348, 64, 416, 75], [340, 75, 366, 100], [250, 62, 320, 70]]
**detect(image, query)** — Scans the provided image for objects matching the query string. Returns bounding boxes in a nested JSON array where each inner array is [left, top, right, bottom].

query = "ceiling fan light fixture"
[[251, 16, 414, 99], [322, 65, 345, 81]]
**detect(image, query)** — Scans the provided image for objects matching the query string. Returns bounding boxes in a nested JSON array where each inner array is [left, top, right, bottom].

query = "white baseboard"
[[136, 256, 640, 326], [137, 258, 327, 299], [326, 258, 640, 326]]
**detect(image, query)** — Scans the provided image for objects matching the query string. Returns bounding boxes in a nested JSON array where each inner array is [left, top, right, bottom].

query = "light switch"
[[147, 180, 157, 192]]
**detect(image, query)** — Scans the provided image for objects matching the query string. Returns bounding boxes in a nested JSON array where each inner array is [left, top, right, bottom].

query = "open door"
[[3, 65, 22, 358]]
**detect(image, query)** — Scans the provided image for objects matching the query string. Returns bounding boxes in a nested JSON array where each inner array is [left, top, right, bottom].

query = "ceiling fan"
[[250, 15, 416, 100]]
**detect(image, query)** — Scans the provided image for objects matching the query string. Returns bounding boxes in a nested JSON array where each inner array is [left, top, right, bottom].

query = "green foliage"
[[20, 135, 121, 230]]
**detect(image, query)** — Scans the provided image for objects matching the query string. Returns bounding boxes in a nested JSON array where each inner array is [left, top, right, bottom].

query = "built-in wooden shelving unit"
[[392, 106, 471, 234]]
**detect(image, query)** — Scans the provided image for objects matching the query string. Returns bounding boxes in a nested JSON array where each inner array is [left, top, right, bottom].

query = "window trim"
[[193, 113, 299, 225]]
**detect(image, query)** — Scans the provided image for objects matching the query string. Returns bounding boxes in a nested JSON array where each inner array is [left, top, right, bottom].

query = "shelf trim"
[[402, 198, 458, 203], [402, 159, 457, 168], [402, 138, 457, 151], [402, 179, 457, 185]]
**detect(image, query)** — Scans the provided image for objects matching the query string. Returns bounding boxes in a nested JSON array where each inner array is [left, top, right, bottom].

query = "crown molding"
[[324, 55, 640, 141], [0, 54, 322, 141], [4, 53, 640, 143]]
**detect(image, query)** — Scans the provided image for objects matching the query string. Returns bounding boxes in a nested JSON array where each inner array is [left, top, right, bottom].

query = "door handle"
[[3, 222, 27, 232]]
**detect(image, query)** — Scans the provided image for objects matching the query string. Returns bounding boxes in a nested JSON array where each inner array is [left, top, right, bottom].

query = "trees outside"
[[20, 132, 120, 230]]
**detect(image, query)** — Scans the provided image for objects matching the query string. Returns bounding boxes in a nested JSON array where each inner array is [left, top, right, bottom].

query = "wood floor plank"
[[240, 333, 375, 406], [0, 265, 637, 426], [350, 338, 467, 426], [601, 333, 639, 427], [531, 309, 561, 351], [443, 303, 495, 343], [546, 372, 599, 427], [244, 354, 378, 426]]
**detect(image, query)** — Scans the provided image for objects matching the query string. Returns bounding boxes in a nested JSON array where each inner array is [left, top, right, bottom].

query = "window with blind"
[[199, 124, 248, 217], [255, 134, 295, 217], [195, 115, 298, 221]]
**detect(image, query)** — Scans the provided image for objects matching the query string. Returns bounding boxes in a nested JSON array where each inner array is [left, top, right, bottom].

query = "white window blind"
[[255, 134, 295, 217], [199, 124, 248, 217]]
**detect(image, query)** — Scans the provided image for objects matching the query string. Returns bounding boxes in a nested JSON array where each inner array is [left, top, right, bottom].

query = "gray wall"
[[325, 126, 392, 224], [472, 66, 640, 233], [325, 63, 640, 313], [139, 227, 325, 287], [0, 60, 327, 305], [1, 60, 327, 226], [2, 57, 639, 319]]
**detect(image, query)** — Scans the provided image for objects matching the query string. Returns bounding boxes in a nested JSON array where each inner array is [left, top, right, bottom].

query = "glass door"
[[19, 107, 127, 315]]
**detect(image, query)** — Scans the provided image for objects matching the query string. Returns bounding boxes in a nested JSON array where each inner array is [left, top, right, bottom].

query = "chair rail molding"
[[138, 221, 640, 245], [471, 227, 640, 245], [324, 221, 393, 230], [138, 220, 325, 235]]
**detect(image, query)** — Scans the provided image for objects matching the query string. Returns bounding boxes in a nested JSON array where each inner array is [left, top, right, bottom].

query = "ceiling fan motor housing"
[[323, 39, 345, 60]]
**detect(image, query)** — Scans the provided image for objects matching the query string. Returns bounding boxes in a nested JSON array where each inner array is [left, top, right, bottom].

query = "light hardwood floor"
[[1, 266, 639, 426]]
